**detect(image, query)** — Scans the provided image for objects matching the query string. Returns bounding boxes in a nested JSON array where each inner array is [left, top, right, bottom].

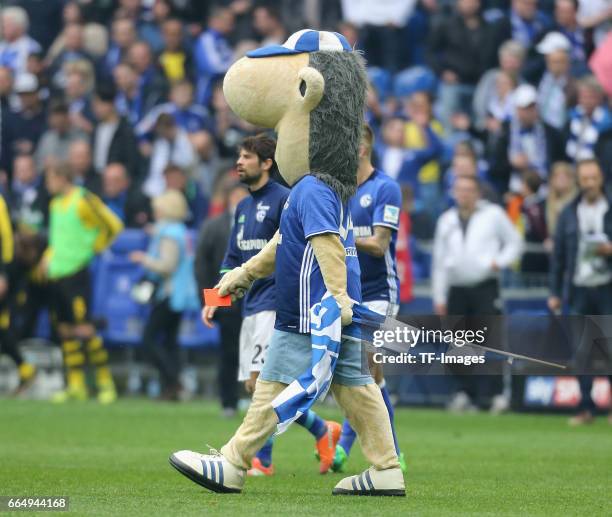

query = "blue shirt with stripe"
[[221, 180, 289, 316], [348, 169, 401, 304], [275, 175, 362, 334]]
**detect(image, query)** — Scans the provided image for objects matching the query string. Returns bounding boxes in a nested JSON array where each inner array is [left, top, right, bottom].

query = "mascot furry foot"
[[332, 467, 405, 497], [169, 450, 245, 493]]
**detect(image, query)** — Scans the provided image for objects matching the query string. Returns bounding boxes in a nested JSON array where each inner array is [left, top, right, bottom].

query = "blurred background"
[[0, 0, 611, 416]]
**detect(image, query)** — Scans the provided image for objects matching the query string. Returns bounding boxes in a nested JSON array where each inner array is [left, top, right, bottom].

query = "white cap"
[[13, 73, 39, 94], [536, 32, 571, 55], [514, 84, 538, 108]]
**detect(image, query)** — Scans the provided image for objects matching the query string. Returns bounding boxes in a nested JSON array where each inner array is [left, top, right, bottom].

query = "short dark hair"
[[240, 133, 277, 173], [164, 163, 185, 176], [49, 99, 69, 115], [521, 169, 543, 194], [95, 83, 116, 103]]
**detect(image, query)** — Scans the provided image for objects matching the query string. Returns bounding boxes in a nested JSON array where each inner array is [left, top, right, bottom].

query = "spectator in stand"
[[493, 0, 552, 83], [129, 189, 199, 401], [136, 80, 213, 144], [195, 180, 249, 416], [0, 7, 42, 75], [63, 60, 96, 134], [553, 0, 587, 67], [432, 175, 523, 412], [193, 7, 235, 105], [48, 23, 92, 90], [548, 159, 612, 426], [102, 162, 152, 229], [143, 113, 197, 198], [536, 32, 577, 130], [506, 169, 549, 273], [544, 161, 577, 250], [35, 100, 87, 171], [126, 41, 168, 112], [8, 154, 49, 233], [67, 140, 99, 193], [253, 5, 287, 46], [493, 84, 566, 193], [341, 0, 417, 72], [113, 59, 164, 128], [444, 146, 498, 206], [8, 73, 46, 160], [473, 40, 526, 131], [139, 0, 173, 54], [158, 18, 193, 83], [402, 91, 445, 216], [103, 17, 137, 79], [577, 0, 612, 48], [91, 84, 140, 180], [565, 75, 612, 180], [427, 0, 497, 130], [163, 164, 208, 229]]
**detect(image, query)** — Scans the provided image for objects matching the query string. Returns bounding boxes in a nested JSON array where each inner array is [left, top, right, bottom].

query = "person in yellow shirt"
[[42, 162, 124, 404], [404, 91, 445, 218], [0, 193, 37, 394]]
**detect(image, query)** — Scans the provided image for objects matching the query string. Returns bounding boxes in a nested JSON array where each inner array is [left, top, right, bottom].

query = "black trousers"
[[570, 283, 612, 413], [215, 310, 240, 410], [142, 299, 182, 389], [447, 278, 503, 406]]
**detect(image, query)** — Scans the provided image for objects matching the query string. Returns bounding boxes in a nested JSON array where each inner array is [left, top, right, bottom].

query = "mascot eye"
[[299, 80, 306, 97]]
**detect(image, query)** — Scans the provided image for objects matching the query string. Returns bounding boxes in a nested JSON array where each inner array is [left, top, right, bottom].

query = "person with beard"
[[201, 134, 341, 476]]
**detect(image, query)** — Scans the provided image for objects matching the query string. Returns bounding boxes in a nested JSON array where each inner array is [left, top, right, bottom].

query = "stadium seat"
[[92, 253, 148, 347], [393, 66, 437, 98], [178, 309, 220, 349], [110, 229, 149, 255], [367, 66, 392, 100]]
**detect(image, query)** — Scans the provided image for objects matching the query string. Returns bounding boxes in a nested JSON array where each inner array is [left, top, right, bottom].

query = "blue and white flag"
[[271, 291, 342, 434], [271, 294, 386, 435]]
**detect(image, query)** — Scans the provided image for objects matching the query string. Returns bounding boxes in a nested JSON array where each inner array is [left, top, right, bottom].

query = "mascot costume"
[[170, 30, 405, 497]]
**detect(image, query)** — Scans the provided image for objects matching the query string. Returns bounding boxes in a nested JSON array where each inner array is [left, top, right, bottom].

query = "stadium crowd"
[[0, 0, 611, 418]]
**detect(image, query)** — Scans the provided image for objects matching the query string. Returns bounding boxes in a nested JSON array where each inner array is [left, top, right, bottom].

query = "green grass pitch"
[[1, 399, 611, 516]]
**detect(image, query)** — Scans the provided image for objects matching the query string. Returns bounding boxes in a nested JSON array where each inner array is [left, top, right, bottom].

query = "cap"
[[536, 32, 571, 55], [14, 73, 39, 94], [514, 84, 538, 108], [247, 29, 352, 58]]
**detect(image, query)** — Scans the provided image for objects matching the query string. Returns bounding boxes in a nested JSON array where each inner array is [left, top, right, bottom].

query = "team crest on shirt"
[[256, 201, 270, 222], [360, 194, 372, 208]]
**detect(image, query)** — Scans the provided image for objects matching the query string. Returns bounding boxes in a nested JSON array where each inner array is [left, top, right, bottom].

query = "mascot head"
[[223, 30, 367, 202]]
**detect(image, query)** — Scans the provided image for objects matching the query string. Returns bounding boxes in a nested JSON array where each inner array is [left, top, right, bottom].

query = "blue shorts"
[[260, 329, 373, 386]]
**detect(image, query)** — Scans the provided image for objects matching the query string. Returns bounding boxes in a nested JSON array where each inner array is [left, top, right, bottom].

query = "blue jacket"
[[550, 194, 612, 298], [148, 221, 199, 312]]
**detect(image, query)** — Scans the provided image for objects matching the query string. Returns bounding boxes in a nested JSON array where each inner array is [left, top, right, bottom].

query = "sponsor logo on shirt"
[[353, 225, 373, 238], [383, 205, 400, 225], [345, 246, 358, 257], [236, 226, 268, 251]]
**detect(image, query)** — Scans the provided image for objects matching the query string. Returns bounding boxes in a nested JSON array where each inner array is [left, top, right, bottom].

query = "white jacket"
[[432, 201, 523, 305]]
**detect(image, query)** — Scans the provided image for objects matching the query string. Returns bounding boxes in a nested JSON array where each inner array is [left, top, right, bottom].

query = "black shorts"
[[51, 268, 92, 325]]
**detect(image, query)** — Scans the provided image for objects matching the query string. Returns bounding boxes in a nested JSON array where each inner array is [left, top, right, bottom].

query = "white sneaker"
[[490, 394, 510, 415], [446, 391, 478, 413], [169, 448, 245, 493], [332, 466, 405, 496]]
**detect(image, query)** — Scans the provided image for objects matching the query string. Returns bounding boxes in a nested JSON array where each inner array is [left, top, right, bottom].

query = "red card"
[[203, 288, 232, 307]]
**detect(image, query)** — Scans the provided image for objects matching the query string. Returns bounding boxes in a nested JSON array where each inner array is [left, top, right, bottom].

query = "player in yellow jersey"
[[41, 162, 123, 404]]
